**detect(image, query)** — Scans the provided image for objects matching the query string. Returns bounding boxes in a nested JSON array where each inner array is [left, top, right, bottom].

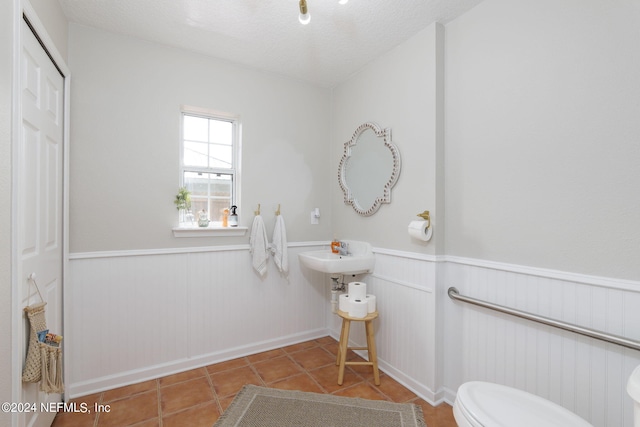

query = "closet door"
[[19, 18, 64, 427]]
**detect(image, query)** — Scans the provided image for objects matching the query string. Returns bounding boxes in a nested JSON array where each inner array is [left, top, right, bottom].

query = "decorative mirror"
[[338, 122, 401, 216]]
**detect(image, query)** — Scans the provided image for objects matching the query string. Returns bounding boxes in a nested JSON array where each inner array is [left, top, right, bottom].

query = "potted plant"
[[174, 187, 192, 225]]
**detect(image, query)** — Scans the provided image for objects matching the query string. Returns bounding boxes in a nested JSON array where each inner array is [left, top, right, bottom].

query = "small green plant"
[[174, 187, 191, 211]]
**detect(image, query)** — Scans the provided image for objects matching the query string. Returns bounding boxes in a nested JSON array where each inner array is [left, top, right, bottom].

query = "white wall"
[[331, 24, 445, 255], [28, 0, 68, 61], [65, 22, 450, 401], [68, 24, 332, 253], [442, 260, 640, 426], [329, 2, 640, 425], [329, 23, 445, 400], [442, 1, 640, 425], [444, 0, 640, 281], [325, 251, 440, 401], [65, 23, 337, 396], [60, 2, 640, 425], [66, 245, 328, 397]]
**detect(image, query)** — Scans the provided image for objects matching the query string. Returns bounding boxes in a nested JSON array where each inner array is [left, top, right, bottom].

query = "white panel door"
[[19, 19, 64, 427]]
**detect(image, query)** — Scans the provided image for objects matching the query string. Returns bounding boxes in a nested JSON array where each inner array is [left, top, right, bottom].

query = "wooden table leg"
[[365, 319, 380, 386], [337, 318, 351, 385], [336, 317, 348, 366]]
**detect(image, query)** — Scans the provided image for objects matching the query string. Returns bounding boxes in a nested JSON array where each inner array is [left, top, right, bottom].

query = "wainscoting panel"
[[66, 244, 328, 397], [327, 249, 439, 401], [67, 243, 640, 426], [443, 260, 640, 427]]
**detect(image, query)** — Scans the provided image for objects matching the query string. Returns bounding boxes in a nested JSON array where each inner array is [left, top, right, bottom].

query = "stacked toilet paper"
[[339, 282, 377, 319]]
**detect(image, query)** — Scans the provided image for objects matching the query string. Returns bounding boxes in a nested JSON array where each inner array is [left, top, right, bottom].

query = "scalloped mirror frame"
[[338, 122, 401, 216]]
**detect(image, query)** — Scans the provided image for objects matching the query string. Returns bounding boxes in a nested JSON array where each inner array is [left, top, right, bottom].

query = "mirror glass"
[[338, 122, 401, 216]]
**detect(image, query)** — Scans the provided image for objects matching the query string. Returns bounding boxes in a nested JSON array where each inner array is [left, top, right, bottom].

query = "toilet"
[[453, 381, 593, 427], [627, 364, 640, 427]]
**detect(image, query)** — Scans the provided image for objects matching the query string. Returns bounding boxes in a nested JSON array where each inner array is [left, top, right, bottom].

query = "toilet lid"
[[627, 364, 640, 402], [456, 381, 593, 427]]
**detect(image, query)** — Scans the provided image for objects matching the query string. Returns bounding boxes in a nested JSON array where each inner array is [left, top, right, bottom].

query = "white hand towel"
[[250, 215, 269, 277], [271, 215, 288, 274]]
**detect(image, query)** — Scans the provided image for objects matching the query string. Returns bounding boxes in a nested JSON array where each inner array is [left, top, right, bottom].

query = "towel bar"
[[448, 287, 640, 352]]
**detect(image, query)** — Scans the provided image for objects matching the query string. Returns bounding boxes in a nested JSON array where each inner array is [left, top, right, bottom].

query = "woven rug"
[[213, 385, 426, 427]]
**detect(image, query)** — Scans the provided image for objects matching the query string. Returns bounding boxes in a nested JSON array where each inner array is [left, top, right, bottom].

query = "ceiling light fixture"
[[299, 0, 310, 25], [299, 0, 347, 25]]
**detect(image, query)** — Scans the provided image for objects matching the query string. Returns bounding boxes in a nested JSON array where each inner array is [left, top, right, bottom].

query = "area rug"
[[213, 385, 426, 427]]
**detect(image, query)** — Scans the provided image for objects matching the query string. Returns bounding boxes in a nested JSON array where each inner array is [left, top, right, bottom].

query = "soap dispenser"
[[229, 205, 238, 227], [331, 236, 340, 254]]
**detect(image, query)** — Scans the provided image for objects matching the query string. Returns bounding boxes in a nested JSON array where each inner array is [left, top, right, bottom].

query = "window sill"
[[172, 226, 248, 238]]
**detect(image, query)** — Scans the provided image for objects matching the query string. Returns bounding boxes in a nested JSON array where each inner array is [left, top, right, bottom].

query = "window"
[[180, 107, 240, 225]]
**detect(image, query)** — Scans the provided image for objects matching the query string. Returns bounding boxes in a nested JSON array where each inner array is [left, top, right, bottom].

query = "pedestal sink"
[[299, 240, 375, 274]]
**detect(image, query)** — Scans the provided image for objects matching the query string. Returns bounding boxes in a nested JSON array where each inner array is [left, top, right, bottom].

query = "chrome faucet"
[[337, 242, 350, 256]]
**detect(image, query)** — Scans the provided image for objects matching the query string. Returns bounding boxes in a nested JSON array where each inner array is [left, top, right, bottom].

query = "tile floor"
[[52, 336, 456, 426]]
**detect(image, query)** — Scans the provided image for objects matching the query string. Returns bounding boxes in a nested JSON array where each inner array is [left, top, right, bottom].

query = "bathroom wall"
[[68, 23, 332, 253], [0, 1, 14, 424], [442, 0, 640, 425], [326, 251, 440, 401], [330, 24, 444, 255], [67, 245, 328, 396], [444, 0, 640, 282], [55, 2, 640, 424], [27, 0, 69, 61], [65, 23, 334, 396], [442, 260, 640, 426], [330, 2, 640, 425], [329, 24, 445, 401]]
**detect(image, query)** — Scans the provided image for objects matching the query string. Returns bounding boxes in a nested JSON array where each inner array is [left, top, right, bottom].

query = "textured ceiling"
[[58, 0, 484, 87]]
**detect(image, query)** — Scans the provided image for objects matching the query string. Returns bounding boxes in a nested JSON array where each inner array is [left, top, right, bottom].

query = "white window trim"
[[176, 105, 244, 237]]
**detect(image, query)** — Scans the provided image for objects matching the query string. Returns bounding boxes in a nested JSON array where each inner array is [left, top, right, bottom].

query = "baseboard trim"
[[66, 328, 330, 399], [327, 330, 441, 406]]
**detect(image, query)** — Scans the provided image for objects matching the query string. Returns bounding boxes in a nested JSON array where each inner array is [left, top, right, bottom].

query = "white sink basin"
[[299, 240, 374, 274]]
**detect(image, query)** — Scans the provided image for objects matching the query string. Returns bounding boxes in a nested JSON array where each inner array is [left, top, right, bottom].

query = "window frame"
[[174, 105, 245, 237]]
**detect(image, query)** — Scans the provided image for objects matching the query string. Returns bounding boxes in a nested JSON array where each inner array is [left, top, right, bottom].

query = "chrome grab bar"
[[448, 287, 640, 352]]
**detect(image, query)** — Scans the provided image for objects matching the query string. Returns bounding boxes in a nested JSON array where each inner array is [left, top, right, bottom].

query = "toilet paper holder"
[[417, 210, 431, 228], [408, 210, 433, 242]]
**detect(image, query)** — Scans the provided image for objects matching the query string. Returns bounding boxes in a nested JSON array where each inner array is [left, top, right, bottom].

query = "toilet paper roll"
[[348, 299, 368, 319], [366, 294, 376, 313], [408, 220, 432, 242], [348, 282, 367, 300], [339, 294, 351, 312]]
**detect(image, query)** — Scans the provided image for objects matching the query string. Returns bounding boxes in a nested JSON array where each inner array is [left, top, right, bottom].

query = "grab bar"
[[448, 287, 640, 352]]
